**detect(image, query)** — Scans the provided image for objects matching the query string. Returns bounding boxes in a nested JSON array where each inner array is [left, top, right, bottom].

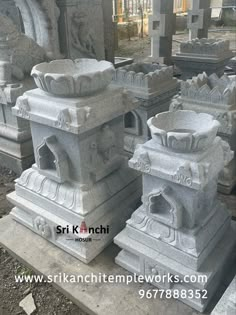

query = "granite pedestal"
[[115, 110, 236, 312], [8, 59, 141, 263]]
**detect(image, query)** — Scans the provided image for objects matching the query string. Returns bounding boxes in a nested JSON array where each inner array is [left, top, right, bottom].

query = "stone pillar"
[[102, 0, 115, 63], [170, 72, 236, 195], [57, 0, 113, 61], [148, 0, 176, 65], [115, 110, 236, 312], [112, 63, 179, 154], [187, 0, 212, 40], [8, 59, 141, 263]]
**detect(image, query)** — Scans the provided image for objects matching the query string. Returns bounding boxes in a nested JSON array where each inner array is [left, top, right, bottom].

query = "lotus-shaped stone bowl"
[[147, 110, 220, 153], [31, 59, 115, 97]]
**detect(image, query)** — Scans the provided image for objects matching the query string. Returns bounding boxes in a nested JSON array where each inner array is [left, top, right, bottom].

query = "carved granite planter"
[[8, 59, 141, 263], [114, 110, 236, 312], [170, 72, 236, 194], [31, 59, 115, 97], [112, 63, 179, 154], [147, 111, 219, 153], [173, 38, 234, 80]]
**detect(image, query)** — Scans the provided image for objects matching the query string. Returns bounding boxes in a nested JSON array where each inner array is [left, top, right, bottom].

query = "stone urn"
[[31, 59, 115, 97], [147, 110, 220, 153]]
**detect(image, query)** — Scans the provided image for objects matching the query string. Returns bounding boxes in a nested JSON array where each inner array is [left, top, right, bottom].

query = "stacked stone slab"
[[0, 15, 46, 173], [187, 0, 211, 40], [148, 0, 176, 65], [173, 38, 234, 80], [115, 110, 236, 312], [211, 276, 236, 315], [112, 63, 179, 154], [8, 59, 141, 263], [170, 72, 236, 194]]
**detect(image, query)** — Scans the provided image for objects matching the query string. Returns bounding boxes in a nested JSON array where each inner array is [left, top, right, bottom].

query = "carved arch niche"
[[36, 136, 69, 183], [13, 0, 61, 58], [148, 186, 183, 229], [124, 111, 141, 135]]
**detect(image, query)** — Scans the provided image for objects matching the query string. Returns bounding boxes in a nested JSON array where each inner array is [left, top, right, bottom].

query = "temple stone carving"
[[8, 59, 141, 263], [187, 0, 211, 40], [115, 110, 236, 312], [57, 0, 113, 62], [211, 276, 236, 315], [148, 0, 176, 65], [2, 0, 114, 62], [112, 63, 179, 154], [170, 72, 236, 194], [0, 15, 46, 173], [13, 0, 62, 59], [173, 38, 234, 79]]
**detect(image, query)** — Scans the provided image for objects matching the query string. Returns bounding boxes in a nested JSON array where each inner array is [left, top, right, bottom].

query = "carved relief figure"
[[0, 14, 46, 81], [97, 125, 116, 163], [71, 11, 96, 58]]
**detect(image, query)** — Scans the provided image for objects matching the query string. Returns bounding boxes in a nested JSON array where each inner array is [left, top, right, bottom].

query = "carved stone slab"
[[173, 39, 234, 79], [57, 0, 106, 60], [170, 72, 236, 194]]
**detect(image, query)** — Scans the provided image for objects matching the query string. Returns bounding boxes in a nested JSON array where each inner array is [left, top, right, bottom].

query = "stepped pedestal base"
[[0, 146, 34, 175], [114, 222, 236, 312], [9, 170, 141, 263]]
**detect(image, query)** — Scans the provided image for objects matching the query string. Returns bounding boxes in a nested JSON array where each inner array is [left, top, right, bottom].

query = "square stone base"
[[8, 176, 142, 263], [218, 181, 236, 195], [173, 56, 233, 80], [4, 215, 234, 315], [0, 150, 34, 175], [114, 222, 236, 312]]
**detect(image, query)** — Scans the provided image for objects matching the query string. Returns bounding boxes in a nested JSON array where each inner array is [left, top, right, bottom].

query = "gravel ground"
[[116, 27, 236, 63]]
